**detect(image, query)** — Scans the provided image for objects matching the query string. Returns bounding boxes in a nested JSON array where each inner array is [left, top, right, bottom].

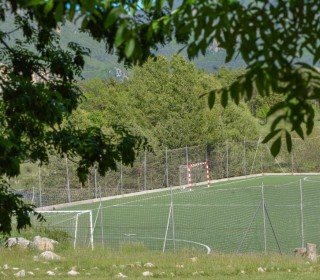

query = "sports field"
[[39, 174, 320, 254]]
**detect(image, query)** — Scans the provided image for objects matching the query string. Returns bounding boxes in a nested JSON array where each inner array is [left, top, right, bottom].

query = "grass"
[[36, 175, 320, 254], [1, 244, 320, 279]]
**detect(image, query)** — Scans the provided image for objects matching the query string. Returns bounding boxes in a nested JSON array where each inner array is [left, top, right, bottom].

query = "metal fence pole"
[[144, 150, 147, 191], [299, 179, 305, 247], [166, 147, 176, 253], [65, 155, 71, 203], [226, 141, 229, 179], [261, 183, 267, 253], [243, 138, 247, 177], [120, 161, 123, 194], [38, 165, 42, 207]]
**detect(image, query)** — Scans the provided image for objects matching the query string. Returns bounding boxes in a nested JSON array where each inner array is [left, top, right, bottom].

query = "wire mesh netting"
[[10, 137, 320, 253]]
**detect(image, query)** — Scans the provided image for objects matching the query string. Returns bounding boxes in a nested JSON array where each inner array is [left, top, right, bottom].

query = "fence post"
[[261, 183, 267, 253], [165, 147, 176, 252], [38, 165, 42, 207], [300, 179, 304, 248], [243, 138, 247, 177], [144, 150, 147, 191], [94, 166, 98, 199], [226, 141, 229, 179], [291, 148, 294, 174], [65, 155, 71, 203], [120, 161, 123, 194]]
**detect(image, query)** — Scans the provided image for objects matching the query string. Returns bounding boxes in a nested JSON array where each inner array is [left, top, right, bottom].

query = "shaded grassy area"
[[0, 245, 320, 279]]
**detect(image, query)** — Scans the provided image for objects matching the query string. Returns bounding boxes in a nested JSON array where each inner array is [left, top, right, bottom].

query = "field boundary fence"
[[11, 137, 320, 253], [12, 136, 320, 208]]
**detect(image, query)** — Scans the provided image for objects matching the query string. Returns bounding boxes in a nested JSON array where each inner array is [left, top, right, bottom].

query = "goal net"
[[179, 161, 210, 189], [36, 210, 94, 249]]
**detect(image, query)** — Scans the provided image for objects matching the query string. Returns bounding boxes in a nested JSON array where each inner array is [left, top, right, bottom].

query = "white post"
[[144, 150, 147, 191], [166, 147, 176, 252], [162, 203, 172, 253], [300, 179, 304, 248], [31, 186, 35, 204], [261, 183, 267, 253], [226, 141, 229, 179], [38, 165, 42, 207], [120, 161, 123, 194], [94, 166, 98, 199], [243, 138, 247, 177], [65, 155, 71, 203], [250, 136, 262, 175], [73, 213, 79, 249], [99, 182, 104, 247], [291, 150, 294, 174], [89, 210, 94, 250]]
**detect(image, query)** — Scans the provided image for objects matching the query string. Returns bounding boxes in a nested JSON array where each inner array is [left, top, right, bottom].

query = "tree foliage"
[[0, 1, 147, 234], [3, 0, 318, 155], [78, 56, 259, 149]]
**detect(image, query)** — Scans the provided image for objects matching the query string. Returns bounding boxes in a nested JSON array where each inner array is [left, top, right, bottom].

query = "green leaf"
[[115, 25, 126, 47], [221, 90, 228, 107], [44, 0, 54, 14], [270, 137, 282, 157], [125, 38, 135, 58], [285, 131, 292, 153], [295, 125, 304, 139], [262, 129, 281, 144], [208, 90, 215, 109], [104, 8, 121, 28]]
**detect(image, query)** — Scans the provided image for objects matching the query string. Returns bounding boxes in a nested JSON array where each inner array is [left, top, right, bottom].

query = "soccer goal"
[[36, 210, 94, 249], [179, 161, 210, 189]]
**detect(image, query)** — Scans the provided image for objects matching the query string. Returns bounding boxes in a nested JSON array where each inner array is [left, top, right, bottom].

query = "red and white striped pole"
[[206, 161, 210, 187], [187, 164, 192, 189]]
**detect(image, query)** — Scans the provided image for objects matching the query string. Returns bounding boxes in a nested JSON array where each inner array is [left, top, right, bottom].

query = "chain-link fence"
[[11, 137, 320, 207]]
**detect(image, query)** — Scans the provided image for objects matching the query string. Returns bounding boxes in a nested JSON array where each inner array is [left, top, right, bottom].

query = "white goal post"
[[37, 210, 94, 250], [179, 161, 210, 189]]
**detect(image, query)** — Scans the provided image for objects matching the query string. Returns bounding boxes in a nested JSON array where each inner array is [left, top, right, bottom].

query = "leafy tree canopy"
[[2, 0, 318, 155], [1, 0, 319, 233]]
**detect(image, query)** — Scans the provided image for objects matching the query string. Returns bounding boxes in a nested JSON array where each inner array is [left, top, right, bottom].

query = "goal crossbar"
[[187, 161, 210, 189], [37, 210, 94, 250]]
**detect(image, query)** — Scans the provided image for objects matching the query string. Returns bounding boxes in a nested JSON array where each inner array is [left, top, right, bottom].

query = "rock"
[[144, 262, 155, 268], [257, 267, 265, 273], [240, 270, 245, 274], [294, 247, 307, 256], [134, 262, 142, 268], [288, 269, 291, 272], [175, 264, 184, 268], [14, 270, 26, 277], [31, 236, 58, 251], [3, 264, 9, 270], [39, 251, 61, 261], [67, 269, 80, 276], [142, 271, 153, 277], [307, 243, 317, 262], [116, 272, 128, 278], [33, 256, 39, 262], [5, 237, 30, 248], [27, 271, 35, 276], [12, 267, 20, 270], [47, 271, 55, 276]]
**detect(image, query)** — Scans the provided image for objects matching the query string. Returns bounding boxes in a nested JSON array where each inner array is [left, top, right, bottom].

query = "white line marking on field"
[[135, 236, 211, 254]]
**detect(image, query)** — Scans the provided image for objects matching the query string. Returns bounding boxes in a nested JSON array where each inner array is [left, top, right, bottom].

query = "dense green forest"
[[74, 56, 260, 150]]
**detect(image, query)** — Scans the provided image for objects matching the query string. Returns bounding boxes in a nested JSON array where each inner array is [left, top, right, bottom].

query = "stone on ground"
[[39, 251, 61, 261], [144, 262, 155, 268], [5, 237, 30, 248], [67, 269, 80, 276], [31, 236, 58, 251], [27, 271, 35, 276], [142, 271, 153, 277], [258, 267, 266, 273], [3, 264, 9, 270], [116, 272, 128, 278], [47, 271, 56, 276]]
